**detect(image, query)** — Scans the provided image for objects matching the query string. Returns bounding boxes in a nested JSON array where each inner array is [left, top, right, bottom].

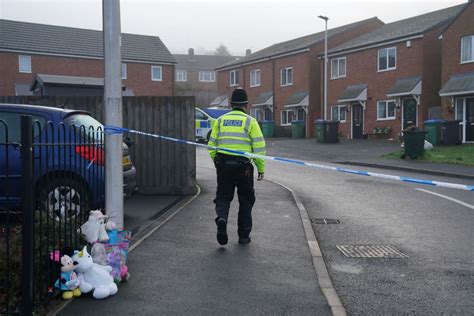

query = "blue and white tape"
[[104, 125, 474, 192]]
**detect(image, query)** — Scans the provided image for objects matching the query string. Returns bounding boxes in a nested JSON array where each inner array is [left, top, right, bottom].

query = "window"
[[455, 98, 464, 121], [250, 109, 263, 121], [250, 69, 261, 87], [264, 108, 272, 121], [331, 57, 346, 79], [461, 35, 474, 63], [331, 105, 346, 122], [19, 55, 31, 73], [176, 70, 187, 82], [0, 112, 46, 142], [229, 70, 239, 86], [195, 109, 208, 120], [377, 100, 396, 120], [151, 66, 162, 81], [199, 71, 215, 82], [281, 67, 293, 86], [378, 47, 396, 72], [121, 63, 127, 79], [281, 109, 294, 126]]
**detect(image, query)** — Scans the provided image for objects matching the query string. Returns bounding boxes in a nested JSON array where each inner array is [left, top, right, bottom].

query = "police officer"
[[208, 88, 266, 245]]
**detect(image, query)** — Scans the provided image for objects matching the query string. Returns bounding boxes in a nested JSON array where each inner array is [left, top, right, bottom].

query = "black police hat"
[[230, 88, 248, 106]]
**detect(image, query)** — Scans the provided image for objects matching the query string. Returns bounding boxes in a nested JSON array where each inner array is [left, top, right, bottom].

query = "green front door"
[[403, 98, 417, 130]]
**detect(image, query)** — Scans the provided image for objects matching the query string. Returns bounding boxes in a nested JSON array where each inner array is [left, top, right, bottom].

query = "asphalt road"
[[197, 139, 474, 315]]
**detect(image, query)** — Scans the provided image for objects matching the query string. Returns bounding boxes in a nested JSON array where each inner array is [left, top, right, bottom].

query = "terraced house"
[[215, 17, 384, 137], [0, 19, 176, 96], [439, 0, 474, 143], [324, 3, 467, 140]]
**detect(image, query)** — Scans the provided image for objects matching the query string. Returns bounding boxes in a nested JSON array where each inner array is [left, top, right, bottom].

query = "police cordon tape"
[[104, 125, 474, 192]]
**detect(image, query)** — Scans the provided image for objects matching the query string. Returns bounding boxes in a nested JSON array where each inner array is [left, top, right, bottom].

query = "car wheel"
[[38, 178, 91, 221]]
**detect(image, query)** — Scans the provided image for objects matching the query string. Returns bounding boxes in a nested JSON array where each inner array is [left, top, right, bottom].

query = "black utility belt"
[[216, 153, 251, 165]]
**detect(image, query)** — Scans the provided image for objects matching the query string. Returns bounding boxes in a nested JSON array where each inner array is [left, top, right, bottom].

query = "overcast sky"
[[0, 0, 467, 56]]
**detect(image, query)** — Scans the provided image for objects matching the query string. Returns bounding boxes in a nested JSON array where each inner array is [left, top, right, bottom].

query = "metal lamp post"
[[318, 15, 329, 120]]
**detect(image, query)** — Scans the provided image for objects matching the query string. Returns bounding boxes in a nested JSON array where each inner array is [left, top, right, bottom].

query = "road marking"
[[416, 188, 474, 210]]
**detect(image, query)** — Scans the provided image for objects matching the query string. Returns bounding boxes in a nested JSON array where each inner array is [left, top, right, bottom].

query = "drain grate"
[[336, 245, 409, 258], [311, 218, 341, 224]]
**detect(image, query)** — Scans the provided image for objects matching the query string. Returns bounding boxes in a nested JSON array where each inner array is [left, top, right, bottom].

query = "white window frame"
[[280, 67, 293, 87], [331, 57, 346, 79], [18, 55, 31, 73], [250, 69, 261, 87], [376, 100, 397, 120], [281, 109, 293, 126], [377, 47, 397, 72], [461, 35, 474, 64], [151, 65, 162, 81], [121, 63, 127, 80], [229, 70, 239, 86], [199, 71, 215, 82], [176, 70, 187, 82], [331, 105, 347, 123]]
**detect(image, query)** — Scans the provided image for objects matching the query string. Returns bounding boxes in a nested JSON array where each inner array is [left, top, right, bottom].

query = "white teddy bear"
[[72, 246, 118, 299], [80, 210, 109, 244]]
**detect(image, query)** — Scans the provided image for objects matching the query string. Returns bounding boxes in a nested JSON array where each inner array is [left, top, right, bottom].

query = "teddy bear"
[[52, 249, 81, 300], [72, 246, 118, 299], [80, 210, 109, 244]]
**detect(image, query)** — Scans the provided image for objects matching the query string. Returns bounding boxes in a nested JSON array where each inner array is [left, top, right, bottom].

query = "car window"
[[0, 111, 46, 143], [195, 109, 208, 120], [63, 114, 104, 142]]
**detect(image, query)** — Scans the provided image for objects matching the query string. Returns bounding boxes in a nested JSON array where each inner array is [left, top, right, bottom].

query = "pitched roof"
[[173, 54, 239, 71], [439, 72, 474, 96], [0, 19, 176, 64], [216, 17, 382, 70], [387, 76, 422, 97], [438, 1, 473, 36], [328, 4, 466, 55]]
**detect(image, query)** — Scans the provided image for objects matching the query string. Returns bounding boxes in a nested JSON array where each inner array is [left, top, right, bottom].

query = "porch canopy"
[[283, 91, 309, 113], [252, 91, 273, 111], [387, 76, 421, 104], [209, 95, 229, 108], [337, 84, 367, 109], [439, 72, 474, 97]]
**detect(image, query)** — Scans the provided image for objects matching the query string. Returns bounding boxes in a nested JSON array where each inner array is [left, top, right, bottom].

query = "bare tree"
[[214, 44, 231, 56]]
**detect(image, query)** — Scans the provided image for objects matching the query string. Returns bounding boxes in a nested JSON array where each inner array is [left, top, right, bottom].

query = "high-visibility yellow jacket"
[[208, 109, 266, 173]]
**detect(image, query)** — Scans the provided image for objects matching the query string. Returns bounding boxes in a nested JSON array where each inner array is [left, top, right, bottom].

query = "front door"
[[403, 98, 417, 130], [352, 104, 364, 139], [466, 98, 474, 142]]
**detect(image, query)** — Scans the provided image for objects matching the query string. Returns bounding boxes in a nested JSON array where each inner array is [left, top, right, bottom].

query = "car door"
[[195, 108, 211, 140]]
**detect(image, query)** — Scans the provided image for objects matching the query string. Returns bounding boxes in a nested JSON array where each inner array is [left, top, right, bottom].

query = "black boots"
[[238, 237, 251, 244], [216, 218, 228, 245]]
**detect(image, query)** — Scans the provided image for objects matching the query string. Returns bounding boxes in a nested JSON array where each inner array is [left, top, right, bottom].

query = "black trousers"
[[214, 154, 256, 238]]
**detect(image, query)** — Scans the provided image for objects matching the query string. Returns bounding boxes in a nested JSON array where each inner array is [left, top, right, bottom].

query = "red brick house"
[[0, 19, 176, 96], [439, 1, 474, 143], [173, 48, 238, 106], [324, 4, 465, 140], [215, 17, 384, 137]]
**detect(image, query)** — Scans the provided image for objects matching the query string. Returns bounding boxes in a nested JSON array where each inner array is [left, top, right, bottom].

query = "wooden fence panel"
[[0, 96, 196, 195]]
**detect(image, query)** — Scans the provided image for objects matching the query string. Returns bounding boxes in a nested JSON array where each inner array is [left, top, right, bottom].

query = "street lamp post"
[[318, 15, 329, 120]]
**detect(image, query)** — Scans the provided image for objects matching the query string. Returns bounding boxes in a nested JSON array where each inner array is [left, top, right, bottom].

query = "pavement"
[[58, 166, 331, 315], [267, 138, 474, 180]]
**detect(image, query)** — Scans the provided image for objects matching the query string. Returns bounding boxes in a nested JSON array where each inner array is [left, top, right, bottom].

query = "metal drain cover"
[[311, 218, 340, 224], [336, 245, 409, 258]]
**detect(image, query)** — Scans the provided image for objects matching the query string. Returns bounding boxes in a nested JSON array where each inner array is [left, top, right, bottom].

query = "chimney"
[[245, 49, 252, 56], [188, 48, 195, 61]]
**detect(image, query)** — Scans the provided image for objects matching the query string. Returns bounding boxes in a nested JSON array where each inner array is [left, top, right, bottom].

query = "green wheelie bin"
[[260, 120, 274, 138], [315, 120, 326, 142], [403, 127, 427, 159], [424, 119, 444, 145], [291, 120, 305, 138]]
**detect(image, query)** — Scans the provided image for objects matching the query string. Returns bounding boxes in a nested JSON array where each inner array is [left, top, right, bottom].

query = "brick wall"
[[0, 51, 174, 96], [327, 38, 431, 139], [175, 70, 218, 106], [441, 2, 474, 119]]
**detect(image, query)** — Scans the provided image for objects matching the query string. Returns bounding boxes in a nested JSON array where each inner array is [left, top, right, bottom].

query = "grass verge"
[[383, 144, 474, 166]]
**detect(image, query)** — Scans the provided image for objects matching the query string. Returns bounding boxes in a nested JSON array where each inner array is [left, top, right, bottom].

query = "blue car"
[[0, 104, 137, 219]]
